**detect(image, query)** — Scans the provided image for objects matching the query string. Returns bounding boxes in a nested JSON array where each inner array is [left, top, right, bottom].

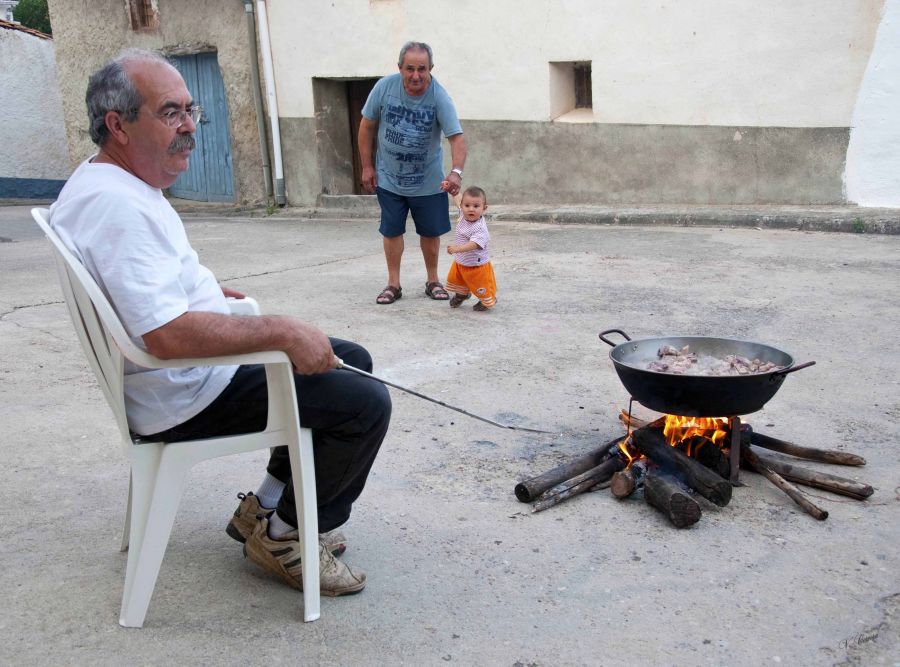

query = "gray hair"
[[398, 41, 433, 68], [85, 48, 171, 146]]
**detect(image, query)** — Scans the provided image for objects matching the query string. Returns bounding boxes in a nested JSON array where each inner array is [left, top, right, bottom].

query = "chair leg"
[[120, 471, 132, 552], [290, 427, 320, 622], [119, 447, 189, 628], [120, 445, 160, 617]]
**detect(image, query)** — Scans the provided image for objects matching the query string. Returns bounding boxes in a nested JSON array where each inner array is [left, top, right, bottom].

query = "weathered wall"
[[269, 0, 880, 127], [846, 0, 900, 207], [262, 0, 886, 206], [312, 79, 355, 197], [0, 24, 69, 197], [280, 117, 321, 206], [47, 0, 267, 205], [463, 122, 849, 205]]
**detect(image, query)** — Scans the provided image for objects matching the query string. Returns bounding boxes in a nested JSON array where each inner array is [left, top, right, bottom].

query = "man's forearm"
[[143, 311, 292, 360], [448, 133, 467, 171], [358, 119, 377, 169], [142, 310, 336, 375]]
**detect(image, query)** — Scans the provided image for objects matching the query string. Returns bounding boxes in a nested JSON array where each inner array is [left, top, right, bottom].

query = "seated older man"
[[50, 48, 391, 596]]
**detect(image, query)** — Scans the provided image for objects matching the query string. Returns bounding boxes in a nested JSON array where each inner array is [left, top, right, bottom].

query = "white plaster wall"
[[266, 0, 881, 127], [845, 0, 900, 207], [0, 27, 69, 179]]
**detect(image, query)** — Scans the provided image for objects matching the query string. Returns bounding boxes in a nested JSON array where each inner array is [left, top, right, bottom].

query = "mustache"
[[168, 134, 195, 154]]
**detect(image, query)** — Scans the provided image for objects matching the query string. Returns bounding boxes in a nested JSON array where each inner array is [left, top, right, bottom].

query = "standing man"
[[359, 41, 467, 305], [50, 49, 391, 596]]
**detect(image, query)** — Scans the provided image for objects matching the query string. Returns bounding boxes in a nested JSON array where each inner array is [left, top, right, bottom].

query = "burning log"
[[610, 460, 648, 499], [743, 449, 873, 500], [515, 436, 624, 503], [531, 456, 625, 513], [740, 446, 828, 520], [681, 436, 731, 480], [749, 432, 866, 466], [643, 471, 702, 528], [631, 426, 733, 507]]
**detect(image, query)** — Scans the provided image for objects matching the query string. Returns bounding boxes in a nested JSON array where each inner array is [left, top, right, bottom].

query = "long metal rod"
[[337, 360, 554, 434]]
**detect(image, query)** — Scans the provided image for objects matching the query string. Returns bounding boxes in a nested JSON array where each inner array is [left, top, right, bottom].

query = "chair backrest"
[[32, 207, 151, 453]]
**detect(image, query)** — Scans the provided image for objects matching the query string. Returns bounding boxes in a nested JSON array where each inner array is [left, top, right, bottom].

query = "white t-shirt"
[[50, 158, 237, 435]]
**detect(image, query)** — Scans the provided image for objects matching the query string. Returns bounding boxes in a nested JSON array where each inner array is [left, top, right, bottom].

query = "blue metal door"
[[170, 53, 234, 202]]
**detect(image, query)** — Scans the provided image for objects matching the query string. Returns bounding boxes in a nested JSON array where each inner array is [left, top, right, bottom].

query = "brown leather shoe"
[[243, 517, 366, 596], [227, 492, 347, 555], [449, 293, 470, 308], [226, 492, 272, 543]]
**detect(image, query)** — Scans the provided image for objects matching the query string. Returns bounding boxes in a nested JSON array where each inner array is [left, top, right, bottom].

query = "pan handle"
[[598, 329, 632, 347], [772, 360, 816, 377]]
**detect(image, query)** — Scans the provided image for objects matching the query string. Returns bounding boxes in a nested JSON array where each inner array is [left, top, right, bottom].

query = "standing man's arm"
[[444, 133, 467, 197], [358, 117, 379, 194]]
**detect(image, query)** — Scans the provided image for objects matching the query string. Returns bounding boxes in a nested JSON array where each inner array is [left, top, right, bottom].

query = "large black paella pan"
[[599, 329, 815, 417]]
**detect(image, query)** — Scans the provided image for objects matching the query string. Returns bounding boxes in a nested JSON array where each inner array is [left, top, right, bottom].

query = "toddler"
[[444, 186, 497, 311]]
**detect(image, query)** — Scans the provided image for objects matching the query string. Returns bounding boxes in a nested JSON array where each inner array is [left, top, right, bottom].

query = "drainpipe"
[[242, 0, 272, 199], [254, 0, 286, 205]]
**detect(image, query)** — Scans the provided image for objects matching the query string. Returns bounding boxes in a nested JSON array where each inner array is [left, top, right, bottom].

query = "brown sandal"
[[425, 282, 449, 300], [376, 285, 402, 304]]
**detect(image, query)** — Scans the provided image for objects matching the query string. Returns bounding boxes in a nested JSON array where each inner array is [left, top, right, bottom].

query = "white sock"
[[267, 512, 295, 539], [254, 473, 285, 509]]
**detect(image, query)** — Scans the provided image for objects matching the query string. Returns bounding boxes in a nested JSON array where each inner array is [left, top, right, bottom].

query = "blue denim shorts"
[[376, 187, 451, 238]]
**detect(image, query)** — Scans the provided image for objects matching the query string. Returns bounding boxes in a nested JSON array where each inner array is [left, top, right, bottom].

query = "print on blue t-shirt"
[[361, 73, 463, 197], [384, 101, 436, 188]]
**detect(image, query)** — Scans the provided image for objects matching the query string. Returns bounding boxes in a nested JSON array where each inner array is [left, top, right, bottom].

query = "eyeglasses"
[[155, 105, 203, 129]]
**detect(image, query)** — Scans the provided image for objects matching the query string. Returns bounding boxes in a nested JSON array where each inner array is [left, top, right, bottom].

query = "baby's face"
[[461, 194, 487, 222]]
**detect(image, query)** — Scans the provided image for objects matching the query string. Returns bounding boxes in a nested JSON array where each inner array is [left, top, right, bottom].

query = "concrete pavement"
[[1, 203, 898, 665]]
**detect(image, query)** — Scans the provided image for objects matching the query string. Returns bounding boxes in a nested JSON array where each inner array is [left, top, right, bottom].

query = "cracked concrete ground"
[[1, 204, 899, 666]]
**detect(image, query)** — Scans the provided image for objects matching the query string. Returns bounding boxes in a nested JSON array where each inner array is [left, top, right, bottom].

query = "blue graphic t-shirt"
[[362, 73, 463, 196]]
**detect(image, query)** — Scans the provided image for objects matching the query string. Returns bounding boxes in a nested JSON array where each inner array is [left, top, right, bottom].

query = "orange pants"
[[446, 261, 497, 307]]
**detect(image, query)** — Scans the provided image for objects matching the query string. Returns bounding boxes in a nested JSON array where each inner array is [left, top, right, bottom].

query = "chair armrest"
[[226, 296, 260, 316], [129, 348, 293, 371]]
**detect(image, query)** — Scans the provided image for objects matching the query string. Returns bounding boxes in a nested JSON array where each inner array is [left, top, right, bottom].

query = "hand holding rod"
[[335, 358, 555, 434]]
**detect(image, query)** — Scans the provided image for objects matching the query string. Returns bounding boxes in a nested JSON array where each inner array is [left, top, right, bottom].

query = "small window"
[[128, 0, 159, 32], [573, 62, 592, 108], [549, 60, 593, 122]]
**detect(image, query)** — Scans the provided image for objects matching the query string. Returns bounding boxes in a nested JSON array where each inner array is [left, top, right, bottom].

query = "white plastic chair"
[[31, 207, 320, 627]]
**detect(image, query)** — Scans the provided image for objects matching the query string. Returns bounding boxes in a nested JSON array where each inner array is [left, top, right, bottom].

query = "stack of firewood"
[[515, 410, 873, 527]]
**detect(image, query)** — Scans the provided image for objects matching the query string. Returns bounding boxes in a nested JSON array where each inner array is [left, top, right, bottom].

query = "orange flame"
[[618, 435, 636, 465], [618, 413, 730, 469], [663, 414, 729, 447]]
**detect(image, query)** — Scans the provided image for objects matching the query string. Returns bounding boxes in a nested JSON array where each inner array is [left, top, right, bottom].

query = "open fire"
[[515, 409, 875, 528], [619, 414, 729, 464]]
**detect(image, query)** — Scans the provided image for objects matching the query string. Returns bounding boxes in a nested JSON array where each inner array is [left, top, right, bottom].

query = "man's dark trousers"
[[148, 338, 391, 532]]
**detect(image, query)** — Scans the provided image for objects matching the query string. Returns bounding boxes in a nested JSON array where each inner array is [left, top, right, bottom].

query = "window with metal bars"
[[573, 62, 592, 109], [128, 0, 159, 31]]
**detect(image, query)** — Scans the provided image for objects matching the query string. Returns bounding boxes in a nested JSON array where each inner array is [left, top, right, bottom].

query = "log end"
[[610, 470, 636, 499], [711, 482, 733, 507], [668, 493, 703, 528], [514, 483, 532, 503]]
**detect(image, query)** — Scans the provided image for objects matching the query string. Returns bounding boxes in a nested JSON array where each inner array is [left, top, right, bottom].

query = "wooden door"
[[169, 53, 235, 202]]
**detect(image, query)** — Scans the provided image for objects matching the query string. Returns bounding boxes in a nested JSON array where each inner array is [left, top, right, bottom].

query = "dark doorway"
[[347, 79, 378, 193], [313, 77, 379, 195]]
